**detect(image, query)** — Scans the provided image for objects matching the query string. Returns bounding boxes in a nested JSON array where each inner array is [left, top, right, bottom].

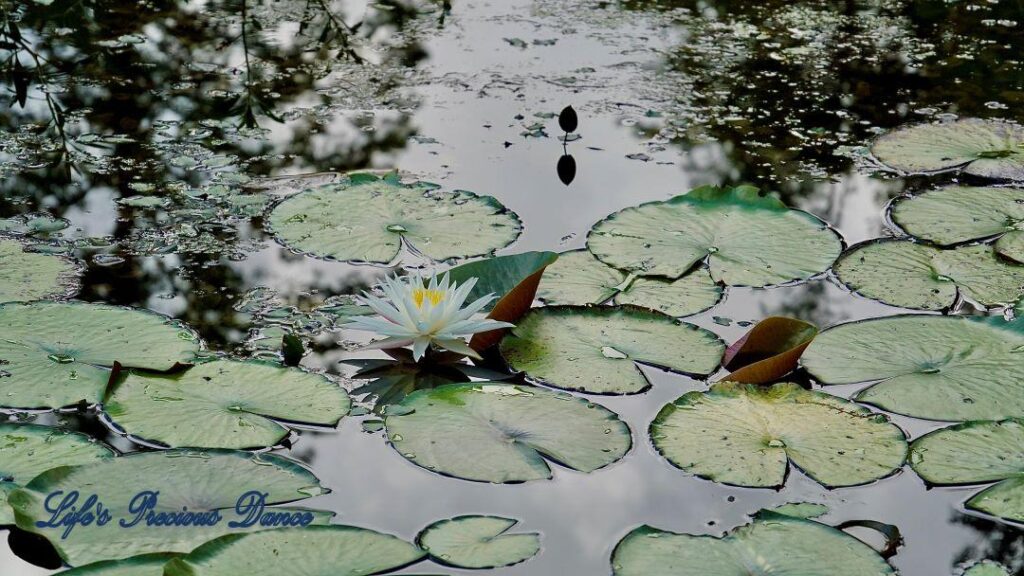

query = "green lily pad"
[[56, 554, 178, 576], [104, 359, 351, 449], [767, 502, 829, 519], [267, 175, 521, 263], [9, 449, 330, 566], [0, 237, 80, 303], [0, 423, 114, 524], [995, 230, 1024, 263], [650, 382, 906, 488], [833, 240, 1024, 310], [962, 561, 1012, 576], [163, 526, 426, 576], [610, 513, 894, 576], [889, 186, 1024, 251], [910, 419, 1024, 523], [587, 185, 841, 286], [0, 301, 201, 409], [416, 515, 540, 569], [871, 119, 1024, 180], [802, 314, 1024, 421], [384, 382, 631, 483], [499, 306, 724, 395], [537, 250, 722, 317]]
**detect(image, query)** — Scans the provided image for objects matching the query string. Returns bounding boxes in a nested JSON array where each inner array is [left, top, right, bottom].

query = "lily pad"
[[103, 359, 351, 449], [383, 382, 631, 483], [416, 515, 540, 569], [587, 185, 842, 286], [499, 306, 724, 394], [57, 554, 178, 576], [962, 561, 1012, 576], [267, 175, 521, 263], [889, 186, 1024, 257], [650, 382, 906, 488], [802, 314, 1024, 421], [610, 513, 895, 576], [163, 526, 426, 576], [9, 449, 330, 565], [0, 237, 80, 303], [909, 419, 1024, 523], [871, 119, 1024, 180], [537, 250, 722, 317], [0, 301, 201, 409], [833, 240, 1024, 310], [0, 424, 114, 524]]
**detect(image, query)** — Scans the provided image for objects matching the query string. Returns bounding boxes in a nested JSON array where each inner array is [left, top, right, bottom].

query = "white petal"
[[434, 338, 482, 360], [411, 336, 432, 361]]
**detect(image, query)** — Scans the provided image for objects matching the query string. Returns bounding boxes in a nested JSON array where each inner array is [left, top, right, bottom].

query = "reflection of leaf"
[[557, 154, 576, 185], [720, 316, 817, 384], [445, 251, 558, 352]]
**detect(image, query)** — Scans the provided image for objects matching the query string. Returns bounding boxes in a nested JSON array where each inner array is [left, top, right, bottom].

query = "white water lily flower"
[[342, 271, 513, 361]]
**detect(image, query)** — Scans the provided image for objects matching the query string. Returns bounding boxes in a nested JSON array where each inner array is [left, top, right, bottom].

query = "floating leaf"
[[383, 382, 631, 483], [610, 513, 895, 576], [587, 185, 841, 286], [834, 240, 1024, 310], [767, 502, 829, 519], [417, 515, 540, 569], [803, 315, 1024, 421], [720, 316, 818, 384], [910, 419, 1024, 523], [962, 561, 1012, 576], [163, 526, 424, 576], [889, 186, 1024, 257], [871, 119, 1024, 180], [0, 301, 201, 409], [500, 306, 723, 394], [267, 175, 521, 263], [10, 450, 330, 566], [0, 237, 80, 303], [445, 251, 559, 351], [56, 554, 178, 576], [538, 250, 722, 317], [104, 360, 351, 449], [650, 382, 906, 488]]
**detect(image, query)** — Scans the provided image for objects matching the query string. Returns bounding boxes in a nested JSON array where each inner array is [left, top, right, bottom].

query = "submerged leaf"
[[610, 514, 895, 576], [803, 315, 1024, 421], [0, 301, 201, 409], [383, 382, 631, 483], [587, 185, 841, 286], [417, 515, 540, 569], [910, 419, 1024, 523], [871, 119, 1024, 180], [0, 238, 80, 303], [163, 526, 425, 576], [267, 175, 521, 263], [834, 240, 1024, 310], [103, 359, 351, 449], [720, 316, 818, 384], [538, 250, 722, 317], [650, 382, 906, 488], [500, 305, 724, 394]]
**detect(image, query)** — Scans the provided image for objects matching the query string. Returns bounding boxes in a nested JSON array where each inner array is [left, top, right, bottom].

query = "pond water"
[[2, 0, 1024, 574]]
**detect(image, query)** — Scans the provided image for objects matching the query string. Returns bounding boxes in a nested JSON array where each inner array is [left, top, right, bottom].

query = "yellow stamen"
[[412, 288, 446, 308]]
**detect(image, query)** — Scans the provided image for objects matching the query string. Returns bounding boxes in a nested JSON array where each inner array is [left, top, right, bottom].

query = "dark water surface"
[[2, 0, 1024, 574]]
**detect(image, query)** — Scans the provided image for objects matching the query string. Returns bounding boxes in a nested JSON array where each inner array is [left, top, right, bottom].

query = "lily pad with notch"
[[587, 185, 842, 286], [0, 237, 81, 304], [162, 526, 425, 576], [871, 119, 1024, 180], [0, 301, 201, 410], [416, 515, 540, 569], [910, 419, 1024, 523], [499, 305, 724, 395], [267, 173, 521, 264], [803, 314, 1024, 421], [650, 382, 907, 488], [103, 359, 351, 449], [610, 512, 895, 576], [9, 449, 332, 566], [833, 239, 1024, 310], [383, 382, 631, 483], [537, 250, 722, 317]]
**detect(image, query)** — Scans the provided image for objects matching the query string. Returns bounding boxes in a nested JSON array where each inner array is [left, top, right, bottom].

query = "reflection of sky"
[[3, 0, 1022, 574]]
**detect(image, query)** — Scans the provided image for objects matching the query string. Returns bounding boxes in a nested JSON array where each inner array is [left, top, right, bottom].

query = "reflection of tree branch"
[[313, 0, 363, 63]]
